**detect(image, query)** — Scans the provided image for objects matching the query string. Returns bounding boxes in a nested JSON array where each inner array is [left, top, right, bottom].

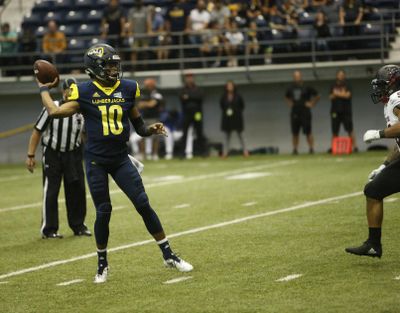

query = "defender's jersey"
[[384, 91, 400, 149], [68, 79, 140, 162]]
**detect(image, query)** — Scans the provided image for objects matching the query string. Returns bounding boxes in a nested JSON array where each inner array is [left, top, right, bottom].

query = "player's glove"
[[368, 164, 386, 181], [363, 129, 385, 143]]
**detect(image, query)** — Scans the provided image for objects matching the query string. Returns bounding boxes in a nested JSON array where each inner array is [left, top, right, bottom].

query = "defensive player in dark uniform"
[[285, 70, 320, 154], [346, 65, 400, 258], [36, 44, 193, 283]]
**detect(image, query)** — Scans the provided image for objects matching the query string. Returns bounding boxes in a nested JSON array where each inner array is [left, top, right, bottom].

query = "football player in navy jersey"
[[36, 44, 193, 283]]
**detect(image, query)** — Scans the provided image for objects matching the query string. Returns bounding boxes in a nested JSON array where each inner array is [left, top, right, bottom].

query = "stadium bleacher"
[[1, 0, 396, 74]]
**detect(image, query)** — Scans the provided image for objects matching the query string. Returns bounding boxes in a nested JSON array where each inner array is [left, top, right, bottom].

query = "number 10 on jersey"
[[98, 105, 123, 136]]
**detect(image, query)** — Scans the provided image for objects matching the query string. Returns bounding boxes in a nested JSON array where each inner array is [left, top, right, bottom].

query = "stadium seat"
[[298, 12, 315, 25], [64, 10, 86, 24], [54, 0, 75, 11], [77, 24, 99, 36], [93, 0, 108, 9], [35, 26, 47, 37], [32, 0, 54, 13], [59, 24, 77, 37], [22, 12, 43, 27], [75, 0, 94, 9], [44, 11, 65, 23], [87, 10, 102, 23]]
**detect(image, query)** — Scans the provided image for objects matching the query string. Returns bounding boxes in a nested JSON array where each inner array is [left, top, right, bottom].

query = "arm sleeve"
[[130, 115, 152, 137]]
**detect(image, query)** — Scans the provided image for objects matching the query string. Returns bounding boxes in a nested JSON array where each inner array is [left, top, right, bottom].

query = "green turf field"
[[1, 153, 399, 313]]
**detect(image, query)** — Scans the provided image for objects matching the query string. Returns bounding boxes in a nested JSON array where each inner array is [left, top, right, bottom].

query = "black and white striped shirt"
[[35, 100, 84, 152]]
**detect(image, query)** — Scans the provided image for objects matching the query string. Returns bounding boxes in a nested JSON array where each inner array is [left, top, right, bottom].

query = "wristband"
[[27, 154, 35, 158], [39, 86, 49, 93], [379, 129, 386, 138]]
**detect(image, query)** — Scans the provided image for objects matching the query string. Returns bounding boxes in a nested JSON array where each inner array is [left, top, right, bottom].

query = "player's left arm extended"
[[129, 106, 167, 137], [37, 78, 80, 117], [364, 107, 400, 142]]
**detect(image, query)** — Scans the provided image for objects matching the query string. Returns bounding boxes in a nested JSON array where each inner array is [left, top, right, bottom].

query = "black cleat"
[[42, 232, 63, 239], [345, 241, 382, 258], [74, 227, 92, 237]]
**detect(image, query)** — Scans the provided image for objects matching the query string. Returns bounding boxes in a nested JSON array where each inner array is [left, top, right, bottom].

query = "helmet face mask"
[[84, 44, 122, 85], [371, 64, 400, 104]]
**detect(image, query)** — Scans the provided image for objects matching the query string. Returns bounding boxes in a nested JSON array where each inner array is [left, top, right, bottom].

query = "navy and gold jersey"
[[68, 79, 140, 163]]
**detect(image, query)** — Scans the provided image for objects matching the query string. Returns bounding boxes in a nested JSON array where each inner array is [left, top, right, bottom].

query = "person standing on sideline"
[[329, 69, 358, 152], [220, 80, 248, 157], [285, 70, 320, 154], [137, 78, 164, 160], [26, 78, 90, 239], [180, 73, 206, 159], [36, 44, 192, 283]]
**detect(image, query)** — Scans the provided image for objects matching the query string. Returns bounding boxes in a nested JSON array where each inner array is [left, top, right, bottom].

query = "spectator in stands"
[[0, 22, 17, 54], [137, 78, 164, 160], [186, 0, 211, 46], [18, 25, 37, 76], [127, 0, 151, 67], [209, 0, 231, 29], [0, 22, 17, 76], [224, 19, 244, 67], [314, 10, 331, 60], [245, 21, 260, 59], [149, 6, 171, 61], [101, 0, 126, 49], [285, 70, 320, 155], [220, 80, 248, 158], [165, 0, 190, 48], [329, 69, 358, 152], [311, 0, 328, 8], [339, 0, 364, 37], [323, 0, 341, 24], [200, 21, 224, 67], [42, 20, 67, 65], [180, 73, 206, 159]]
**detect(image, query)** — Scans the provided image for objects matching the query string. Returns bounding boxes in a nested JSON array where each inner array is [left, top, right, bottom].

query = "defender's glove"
[[363, 129, 385, 143], [368, 164, 386, 181]]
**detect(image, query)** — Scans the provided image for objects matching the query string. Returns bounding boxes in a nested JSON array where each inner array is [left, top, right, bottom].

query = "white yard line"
[[0, 173, 40, 183], [276, 274, 303, 282], [0, 190, 362, 281], [0, 160, 297, 213], [56, 279, 84, 286], [385, 198, 398, 203], [0, 281, 9, 284], [242, 201, 258, 207], [163, 276, 193, 284], [113, 205, 127, 211], [394, 275, 400, 280], [173, 204, 191, 209]]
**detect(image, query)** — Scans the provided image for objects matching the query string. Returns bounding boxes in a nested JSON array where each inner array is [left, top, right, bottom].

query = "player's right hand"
[[26, 157, 36, 173], [363, 130, 381, 143], [368, 164, 386, 181], [36, 77, 59, 89]]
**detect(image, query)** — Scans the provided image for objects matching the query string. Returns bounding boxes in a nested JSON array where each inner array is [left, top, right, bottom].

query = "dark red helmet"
[[371, 64, 400, 104]]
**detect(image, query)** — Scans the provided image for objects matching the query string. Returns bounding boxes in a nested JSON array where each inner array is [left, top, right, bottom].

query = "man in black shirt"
[[180, 73, 205, 159], [329, 69, 358, 152], [285, 70, 320, 154], [101, 0, 126, 48], [26, 78, 90, 239]]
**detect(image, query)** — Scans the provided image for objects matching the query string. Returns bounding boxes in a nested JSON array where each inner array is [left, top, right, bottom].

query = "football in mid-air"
[[33, 59, 59, 86]]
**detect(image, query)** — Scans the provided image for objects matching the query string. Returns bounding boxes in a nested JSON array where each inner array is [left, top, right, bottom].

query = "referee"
[[26, 78, 91, 239]]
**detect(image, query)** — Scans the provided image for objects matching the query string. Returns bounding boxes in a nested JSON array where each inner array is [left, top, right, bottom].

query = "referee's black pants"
[[41, 147, 87, 236]]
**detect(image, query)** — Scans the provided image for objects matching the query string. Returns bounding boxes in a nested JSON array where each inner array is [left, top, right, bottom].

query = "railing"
[[0, 16, 398, 78]]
